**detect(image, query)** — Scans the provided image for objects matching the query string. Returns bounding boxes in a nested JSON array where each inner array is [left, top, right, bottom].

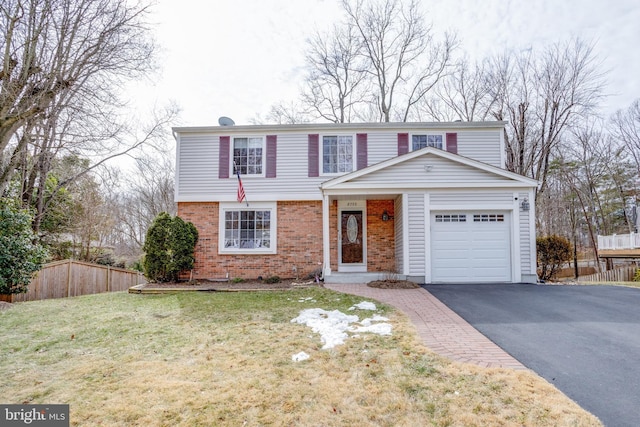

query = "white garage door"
[[431, 212, 511, 282]]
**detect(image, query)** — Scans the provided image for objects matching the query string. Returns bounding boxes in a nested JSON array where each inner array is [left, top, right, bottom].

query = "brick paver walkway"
[[325, 283, 526, 370]]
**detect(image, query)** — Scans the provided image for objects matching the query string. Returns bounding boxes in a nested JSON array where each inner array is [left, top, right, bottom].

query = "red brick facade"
[[366, 200, 396, 272], [177, 201, 323, 280], [178, 199, 396, 280]]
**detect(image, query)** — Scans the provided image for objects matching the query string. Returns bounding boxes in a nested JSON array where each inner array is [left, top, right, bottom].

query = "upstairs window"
[[412, 134, 443, 150], [322, 135, 353, 174], [233, 137, 263, 175]]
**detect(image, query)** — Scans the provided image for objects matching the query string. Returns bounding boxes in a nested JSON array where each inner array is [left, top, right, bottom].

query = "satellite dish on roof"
[[218, 116, 235, 126]]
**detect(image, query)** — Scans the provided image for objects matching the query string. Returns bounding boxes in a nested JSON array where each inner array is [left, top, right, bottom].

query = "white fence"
[[597, 233, 640, 250]]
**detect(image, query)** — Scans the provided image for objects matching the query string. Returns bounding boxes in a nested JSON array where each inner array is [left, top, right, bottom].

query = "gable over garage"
[[321, 147, 539, 284]]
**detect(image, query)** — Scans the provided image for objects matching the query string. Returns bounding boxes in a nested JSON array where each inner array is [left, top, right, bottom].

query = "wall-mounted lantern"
[[382, 210, 394, 221], [521, 197, 530, 212]]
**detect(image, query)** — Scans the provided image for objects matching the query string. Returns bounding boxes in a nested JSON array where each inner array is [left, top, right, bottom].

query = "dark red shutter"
[[219, 136, 230, 178], [446, 133, 458, 154], [356, 133, 368, 170], [308, 134, 319, 177], [397, 133, 409, 155], [266, 135, 277, 178]]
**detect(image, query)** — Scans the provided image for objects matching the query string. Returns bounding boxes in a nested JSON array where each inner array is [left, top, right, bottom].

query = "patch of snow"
[[298, 297, 316, 303], [291, 308, 358, 349], [349, 301, 377, 311], [353, 322, 392, 336], [292, 351, 310, 362], [359, 315, 389, 326], [291, 306, 392, 349]]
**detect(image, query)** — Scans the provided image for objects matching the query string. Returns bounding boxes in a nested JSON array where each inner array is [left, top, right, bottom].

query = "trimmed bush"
[[143, 213, 198, 282], [537, 235, 572, 281]]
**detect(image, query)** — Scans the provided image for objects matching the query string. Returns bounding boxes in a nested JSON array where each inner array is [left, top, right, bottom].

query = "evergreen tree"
[[0, 198, 48, 294], [143, 213, 198, 282]]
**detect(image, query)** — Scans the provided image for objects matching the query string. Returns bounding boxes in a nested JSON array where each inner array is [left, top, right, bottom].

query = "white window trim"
[[218, 201, 277, 254], [231, 135, 266, 178], [320, 134, 356, 176], [410, 133, 445, 151]]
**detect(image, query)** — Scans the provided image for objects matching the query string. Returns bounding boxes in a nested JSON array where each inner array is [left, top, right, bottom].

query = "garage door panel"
[[431, 212, 511, 283]]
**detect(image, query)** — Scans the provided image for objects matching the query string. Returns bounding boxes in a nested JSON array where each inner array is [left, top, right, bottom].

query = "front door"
[[340, 210, 364, 267]]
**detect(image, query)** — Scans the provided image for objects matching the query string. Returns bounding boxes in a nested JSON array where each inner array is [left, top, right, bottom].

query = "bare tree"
[[421, 58, 497, 121], [344, 0, 457, 122], [300, 0, 457, 123], [542, 119, 636, 271], [0, 0, 158, 194], [611, 99, 640, 175], [251, 101, 311, 125], [302, 24, 370, 123], [108, 153, 176, 261], [488, 39, 605, 195]]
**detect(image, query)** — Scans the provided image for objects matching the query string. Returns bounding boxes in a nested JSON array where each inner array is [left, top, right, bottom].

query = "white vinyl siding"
[[176, 133, 217, 198], [456, 130, 501, 167], [175, 125, 506, 201], [394, 195, 404, 275], [519, 192, 533, 274], [349, 155, 502, 186], [366, 132, 398, 165], [430, 191, 515, 206], [407, 194, 426, 275]]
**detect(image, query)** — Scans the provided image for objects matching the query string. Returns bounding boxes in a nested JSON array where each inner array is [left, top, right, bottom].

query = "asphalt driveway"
[[422, 283, 640, 427]]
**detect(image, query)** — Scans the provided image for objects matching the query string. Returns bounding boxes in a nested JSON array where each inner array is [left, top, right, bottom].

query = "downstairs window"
[[219, 203, 277, 254]]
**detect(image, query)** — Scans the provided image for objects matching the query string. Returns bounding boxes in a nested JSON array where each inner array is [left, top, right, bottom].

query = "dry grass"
[[578, 281, 640, 289], [0, 289, 601, 426]]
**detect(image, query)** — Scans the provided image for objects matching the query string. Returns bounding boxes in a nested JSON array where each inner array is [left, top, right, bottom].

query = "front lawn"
[[0, 289, 600, 426]]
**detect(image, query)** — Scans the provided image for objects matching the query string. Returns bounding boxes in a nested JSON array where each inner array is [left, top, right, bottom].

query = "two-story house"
[[173, 121, 539, 284]]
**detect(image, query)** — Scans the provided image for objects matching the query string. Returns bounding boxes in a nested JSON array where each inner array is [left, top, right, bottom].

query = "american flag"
[[237, 170, 246, 204]]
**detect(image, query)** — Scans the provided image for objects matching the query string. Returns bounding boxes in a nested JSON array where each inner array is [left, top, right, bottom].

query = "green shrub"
[[264, 275, 281, 284], [232, 277, 244, 283], [142, 212, 198, 282], [633, 269, 640, 282], [0, 198, 48, 294], [536, 235, 572, 281]]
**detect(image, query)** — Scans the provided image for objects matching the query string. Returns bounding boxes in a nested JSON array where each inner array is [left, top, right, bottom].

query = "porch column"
[[322, 194, 331, 278]]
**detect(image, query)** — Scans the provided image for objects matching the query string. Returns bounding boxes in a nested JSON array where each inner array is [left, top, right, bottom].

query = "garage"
[[431, 212, 511, 282]]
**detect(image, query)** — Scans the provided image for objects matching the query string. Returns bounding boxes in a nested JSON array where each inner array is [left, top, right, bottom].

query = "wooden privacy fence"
[[1, 260, 146, 303], [579, 266, 637, 283]]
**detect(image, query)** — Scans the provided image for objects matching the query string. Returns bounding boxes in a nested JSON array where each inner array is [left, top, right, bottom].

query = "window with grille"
[[233, 137, 263, 175], [219, 202, 276, 254], [435, 214, 467, 222], [322, 135, 353, 174], [473, 214, 505, 222], [412, 134, 443, 150]]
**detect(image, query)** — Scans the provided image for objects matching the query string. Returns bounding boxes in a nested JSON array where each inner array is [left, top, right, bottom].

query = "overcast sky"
[[135, 0, 640, 126]]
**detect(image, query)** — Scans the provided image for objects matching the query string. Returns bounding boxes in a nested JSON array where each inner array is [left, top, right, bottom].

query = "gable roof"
[[321, 147, 539, 192]]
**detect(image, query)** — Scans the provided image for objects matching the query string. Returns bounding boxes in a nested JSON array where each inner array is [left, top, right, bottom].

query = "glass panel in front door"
[[341, 211, 363, 263]]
